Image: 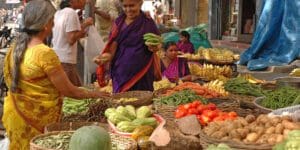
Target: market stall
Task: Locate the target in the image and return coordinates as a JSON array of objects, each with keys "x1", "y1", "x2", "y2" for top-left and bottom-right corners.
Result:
[{"x1": 25, "y1": 33, "x2": 300, "y2": 150}]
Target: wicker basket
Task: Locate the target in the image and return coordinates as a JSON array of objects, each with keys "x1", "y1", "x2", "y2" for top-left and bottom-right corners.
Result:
[
  {"x1": 207, "y1": 97, "x2": 240, "y2": 112},
  {"x1": 30, "y1": 131, "x2": 137, "y2": 150},
  {"x1": 44, "y1": 122, "x2": 109, "y2": 133},
  {"x1": 199, "y1": 130, "x2": 273, "y2": 150},
  {"x1": 153, "y1": 102, "x2": 176, "y2": 121},
  {"x1": 112, "y1": 91, "x2": 154, "y2": 107}
]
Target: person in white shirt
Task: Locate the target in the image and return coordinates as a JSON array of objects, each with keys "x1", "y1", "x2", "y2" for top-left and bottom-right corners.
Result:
[
  {"x1": 52, "y1": 0, "x2": 93, "y2": 86},
  {"x1": 94, "y1": 0, "x2": 122, "y2": 42}
]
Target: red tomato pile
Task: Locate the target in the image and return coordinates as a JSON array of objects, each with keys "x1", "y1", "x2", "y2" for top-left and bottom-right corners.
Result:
[{"x1": 174, "y1": 101, "x2": 238, "y2": 126}]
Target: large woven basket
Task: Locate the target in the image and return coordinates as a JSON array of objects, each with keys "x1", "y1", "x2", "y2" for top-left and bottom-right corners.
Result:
[
  {"x1": 199, "y1": 130, "x2": 273, "y2": 150},
  {"x1": 44, "y1": 122, "x2": 109, "y2": 133},
  {"x1": 112, "y1": 91, "x2": 154, "y2": 107},
  {"x1": 30, "y1": 131, "x2": 137, "y2": 150},
  {"x1": 153, "y1": 102, "x2": 176, "y2": 121}
]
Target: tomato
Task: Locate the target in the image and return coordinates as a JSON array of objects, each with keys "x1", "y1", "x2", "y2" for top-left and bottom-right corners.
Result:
[
  {"x1": 188, "y1": 108, "x2": 198, "y2": 115},
  {"x1": 202, "y1": 110, "x2": 218, "y2": 119},
  {"x1": 196, "y1": 105, "x2": 206, "y2": 114},
  {"x1": 174, "y1": 108, "x2": 187, "y2": 118},
  {"x1": 191, "y1": 101, "x2": 201, "y2": 108},
  {"x1": 200, "y1": 115, "x2": 211, "y2": 125},
  {"x1": 177, "y1": 105, "x2": 185, "y2": 110},
  {"x1": 206, "y1": 103, "x2": 217, "y2": 110},
  {"x1": 228, "y1": 111, "x2": 238, "y2": 117},
  {"x1": 183, "y1": 103, "x2": 192, "y2": 109}
]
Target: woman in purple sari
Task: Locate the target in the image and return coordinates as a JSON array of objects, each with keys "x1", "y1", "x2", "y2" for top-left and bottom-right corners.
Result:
[
  {"x1": 94, "y1": 0, "x2": 161, "y2": 93},
  {"x1": 161, "y1": 42, "x2": 191, "y2": 83}
]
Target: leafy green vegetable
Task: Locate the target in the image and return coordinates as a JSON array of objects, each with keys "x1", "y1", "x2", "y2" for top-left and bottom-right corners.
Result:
[
  {"x1": 224, "y1": 77, "x2": 264, "y2": 97},
  {"x1": 156, "y1": 90, "x2": 207, "y2": 106},
  {"x1": 261, "y1": 86, "x2": 300, "y2": 109}
]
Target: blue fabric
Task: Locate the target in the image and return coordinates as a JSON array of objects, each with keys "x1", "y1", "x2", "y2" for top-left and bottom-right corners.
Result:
[{"x1": 238, "y1": 0, "x2": 300, "y2": 71}]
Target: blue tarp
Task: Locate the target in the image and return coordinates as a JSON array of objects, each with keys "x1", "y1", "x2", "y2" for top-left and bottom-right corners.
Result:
[
  {"x1": 162, "y1": 24, "x2": 212, "y2": 52},
  {"x1": 238, "y1": 0, "x2": 300, "y2": 71}
]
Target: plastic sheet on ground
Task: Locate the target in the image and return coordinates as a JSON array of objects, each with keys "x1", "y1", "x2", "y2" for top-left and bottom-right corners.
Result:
[
  {"x1": 238, "y1": 0, "x2": 300, "y2": 71},
  {"x1": 162, "y1": 24, "x2": 212, "y2": 52}
]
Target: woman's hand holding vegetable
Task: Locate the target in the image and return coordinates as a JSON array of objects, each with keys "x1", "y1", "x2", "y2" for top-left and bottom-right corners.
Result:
[{"x1": 93, "y1": 53, "x2": 113, "y2": 65}]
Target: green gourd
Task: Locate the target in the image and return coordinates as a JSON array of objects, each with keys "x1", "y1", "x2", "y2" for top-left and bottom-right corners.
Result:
[{"x1": 69, "y1": 126, "x2": 111, "y2": 150}]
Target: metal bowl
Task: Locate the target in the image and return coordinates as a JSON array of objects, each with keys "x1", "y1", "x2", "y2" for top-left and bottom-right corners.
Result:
[
  {"x1": 275, "y1": 77, "x2": 300, "y2": 89},
  {"x1": 253, "y1": 97, "x2": 273, "y2": 113}
]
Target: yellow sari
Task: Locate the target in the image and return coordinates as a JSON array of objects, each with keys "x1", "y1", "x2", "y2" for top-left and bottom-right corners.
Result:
[{"x1": 2, "y1": 44, "x2": 62, "y2": 150}]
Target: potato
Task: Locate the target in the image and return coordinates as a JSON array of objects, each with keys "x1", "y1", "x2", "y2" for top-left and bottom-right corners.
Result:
[
  {"x1": 255, "y1": 126, "x2": 265, "y2": 136},
  {"x1": 245, "y1": 133, "x2": 259, "y2": 143},
  {"x1": 271, "y1": 117, "x2": 281, "y2": 126},
  {"x1": 256, "y1": 134, "x2": 270, "y2": 144},
  {"x1": 211, "y1": 131, "x2": 227, "y2": 139},
  {"x1": 267, "y1": 136, "x2": 277, "y2": 145},
  {"x1": 229, "y1": 129, "x2": 241, "y2": 139},
  {"x1": 221, "y1": 136, "x2": 230, "y2": 141},
  {"x1": 257, "y1": 115, "x2": 269, "y2": 124},
  {"x1": 275, "y1": 124, "x2": 284, "y2": 134},
  {"x1": 265, "y1": 122, "x2": 272, "y2": 128},
  {"x1": 282, "y1": 120, "x2": 300, "y2": 130},
  {"x1": 245, "y1": 115, "x2": 256, "y2": 123},
  {"x1": 281, "y1": 116, "x2": 292, "y2": 122},
  {"x1": 276, "y1": 134, "x2": 284, "y2": 143},
  {"x1": 265, "y1": 127, "x2": 276, "y2": 134},
  {"x1": 204, "y1": 126, "x2": 221, "y2": 136},
  {"x1": 236, "y1": 128, "x2": 249, "y2": 139}
]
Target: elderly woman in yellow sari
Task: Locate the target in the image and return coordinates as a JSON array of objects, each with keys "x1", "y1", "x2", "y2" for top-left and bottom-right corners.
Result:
[{"x1": 2, "y1": 0, "x2": 109, "y2": 149}]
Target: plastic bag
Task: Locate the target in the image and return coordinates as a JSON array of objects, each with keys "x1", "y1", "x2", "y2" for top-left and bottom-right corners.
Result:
[
  {"x1": 0, "y1": 136, "x2": 9, "y2": 150},
  {"x1": 84, "y1": 26, "x2": 105, "y2": 85}
]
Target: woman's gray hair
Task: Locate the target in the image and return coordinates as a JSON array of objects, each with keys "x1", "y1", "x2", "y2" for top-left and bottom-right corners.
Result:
[{"x1": 11, "y1": 0, "x2": 56, "y2": 92}]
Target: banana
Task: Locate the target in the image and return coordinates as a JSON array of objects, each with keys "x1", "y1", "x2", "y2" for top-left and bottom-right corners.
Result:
[
  {"x1": 290, "y1": 68, "x2": 300, "y2": 77},
  {"x1": 203, "y1": 79, "x2": 229, "y2": 96}
]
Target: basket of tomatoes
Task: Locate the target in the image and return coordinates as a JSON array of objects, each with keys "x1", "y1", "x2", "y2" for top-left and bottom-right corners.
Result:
[{"x1": 174, "y1": 101, "x2": 238, "y2": 126}]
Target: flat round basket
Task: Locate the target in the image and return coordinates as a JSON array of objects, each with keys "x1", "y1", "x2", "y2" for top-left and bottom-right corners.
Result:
[
  {"x1": 199, "y1": 130, "x2": 273, "y2": 150},
  {"x1": 253, "y1": 97, "x2": 273, "y2": 113},
  {"x1": 44, "y1": 122, "x2": 109, "y2": 133},
  {"x1": 30, "y1": 131, "x2": 137, "y2": 150},
  {"x1": 112, "y1": 91, "x2": 153, "y2": 107}
]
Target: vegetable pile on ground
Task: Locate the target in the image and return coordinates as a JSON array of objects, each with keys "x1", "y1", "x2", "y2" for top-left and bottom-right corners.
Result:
[
  {"x1": 174, "y1": 101, "x2": 237, "y2": 126},
  {"x1": 224, "y1": 77, "x2": 264, "y2": 97},
  {"x1": 261, "y1": 86, "x2": 300, "y2": 110},
  {"x1": 163, "y1": 82, "x2": 222, "y2": 99},
  {"x1": 273, "y1": 130, "x2": 300, "y2": 150},
  {"x1": 105, "y1": 105, "x2": 157, "y2": 137},
  {"x1": 63, "y1": 97, "x2": 97, "y2": 116},
  {"x1": 203, "y1": 114, "x2": 300, "y2": 145},
  {"x1": 157, "y1": 89, "x2": 207, "y2": 106}
]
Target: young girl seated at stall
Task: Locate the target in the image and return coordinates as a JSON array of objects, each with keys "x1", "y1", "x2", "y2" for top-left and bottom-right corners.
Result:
[{"x1": 177, "y1": 31, "x2": 194, "y2": 54}]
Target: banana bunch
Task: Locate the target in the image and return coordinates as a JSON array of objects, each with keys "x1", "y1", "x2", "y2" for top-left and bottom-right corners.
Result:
[
  {"x1": 289, "y1": 68, "x2": 300, "y2": 77},
  {"x1": 203, "y1": 80, "x2": 229, "y2": 97},
  {"x1": 178, "y1": 53, "x2": 202, "y2": 60},
  {"x1": 237, "y1": 74, "x2": 265, "y2": 84},
  {"x1": 98, "y1": 80, "x2": 113, "y2": 93},
  {"x1": 189, "y1": 63, "x2": 232, "y2": 81},
  {"x1": 153, "y1": 78, "x2": 176, "y2": 91},
  {"x1": 143, "y1": 33, "x2": 163, "y2": 46},
  {"x1": 199, "y1": 48, "x2": 239, "y2": 63}
]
